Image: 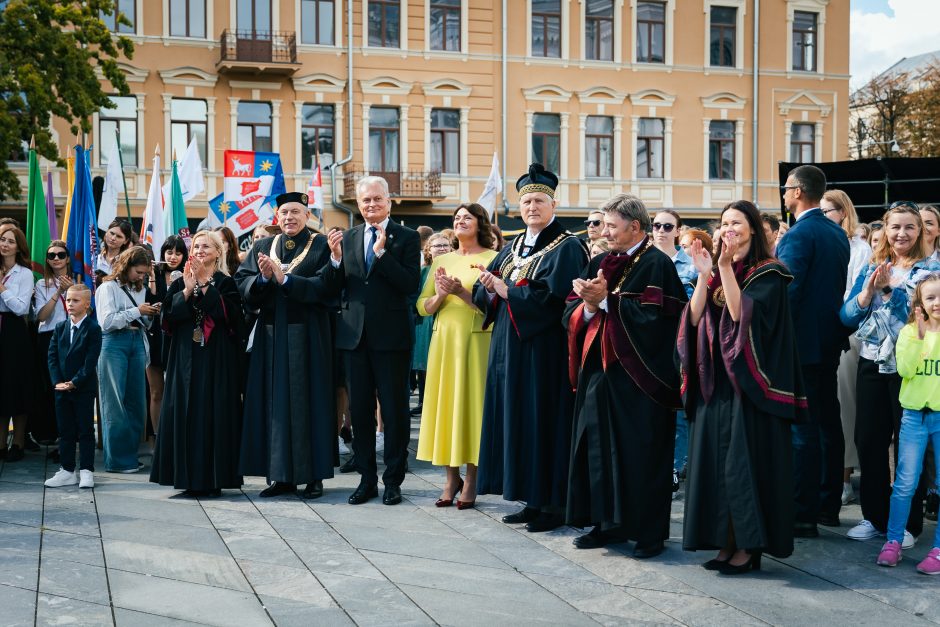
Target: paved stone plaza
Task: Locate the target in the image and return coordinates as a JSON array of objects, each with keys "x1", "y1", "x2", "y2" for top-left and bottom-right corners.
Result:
[{"x1": 1, "y1": 417, "x2": 938, "y2": 627}]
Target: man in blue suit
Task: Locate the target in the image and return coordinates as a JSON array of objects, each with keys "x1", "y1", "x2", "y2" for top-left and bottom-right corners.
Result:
[
  {"x1": 777, "y1": 165, "x2": 850, "y2": 537},
  {"x1": 44, "y1": 284, "x2": 102, "y2": 489}
]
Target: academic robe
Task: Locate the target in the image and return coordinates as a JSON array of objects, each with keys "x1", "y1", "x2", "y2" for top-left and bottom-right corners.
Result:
[
  {"x1": 473, "y1": 219, "x2": 589, "y2": 510},
  {"x1": 235, "y1": 227, "x2": 338, "y2": 486},
  {"x1": 677, "y1": 260, "x2": 808, "y2": 559},
  {"x1": 563, "y1": 240, "x2": 687, "y2": 543},
  {"x1": 150, "y1": 271, "x2": 244, "y2": 491}
]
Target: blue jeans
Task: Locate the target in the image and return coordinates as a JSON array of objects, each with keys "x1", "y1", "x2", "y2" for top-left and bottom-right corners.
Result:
[
  {"x1": 98, "y1": 330, "x2": 147, "y2": 471},
  {"x1": 674, "y1": 410, "x2": 688, "y2": 472},
  {"x1": 887, "y1": 409, "x2": 940, "y2": 548}
]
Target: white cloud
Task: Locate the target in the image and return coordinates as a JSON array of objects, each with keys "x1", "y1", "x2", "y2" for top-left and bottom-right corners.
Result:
[{"x1": 851, "y1": 0, "x2": 940, "y2": 90}]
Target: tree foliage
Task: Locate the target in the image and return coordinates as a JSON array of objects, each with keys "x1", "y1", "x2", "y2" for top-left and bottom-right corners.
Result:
[{"x1": 0, "y1": 0, "x2": 133, "y2": 200}]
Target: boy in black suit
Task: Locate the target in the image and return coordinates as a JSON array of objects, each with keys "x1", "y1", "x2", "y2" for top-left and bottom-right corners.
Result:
[{"x1": 44, "y1": 284, "x2": 102, "y2": 489}]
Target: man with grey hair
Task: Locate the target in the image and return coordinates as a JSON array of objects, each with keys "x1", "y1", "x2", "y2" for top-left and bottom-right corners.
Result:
[{"x1": 564, "y1": 193, "x2": 688, "y2": 558}]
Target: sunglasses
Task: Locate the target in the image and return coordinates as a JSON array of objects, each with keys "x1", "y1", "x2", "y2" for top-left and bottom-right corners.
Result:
[
  {"x1": 584, "y1": 220, "x2": 602, "y2": 227},
  {"x1": 652, "y1": 223, "x2": 676, "y2": 232},
  {"x1": 46, "y1": 251, "x2": 68, "y2": 260}
]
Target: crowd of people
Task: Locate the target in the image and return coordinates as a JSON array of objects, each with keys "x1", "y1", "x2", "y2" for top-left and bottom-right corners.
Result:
[{"x1": 1, "y1": 161, "x2": 939, "y2": 577}]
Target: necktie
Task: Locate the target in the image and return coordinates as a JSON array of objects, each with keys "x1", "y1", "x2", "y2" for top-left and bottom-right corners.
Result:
[
  {"x1": 365, "y1": 226, "x2": 377, "y2": 272},
  {"x1": 70, "y1": 325, "x2": 78, "y2": 344}
]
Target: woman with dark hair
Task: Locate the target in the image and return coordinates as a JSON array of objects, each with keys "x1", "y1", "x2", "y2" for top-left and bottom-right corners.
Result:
[
  {"x1": 490, "y1": 224, "x2": 506, "y2": 251},
  {"x1": 416, "y1": 203, "x2": 497, "y2": 509},
  {"x1": 144, "y1": 235, "x2": 188, "y2": 438},
  {"x1": 96, "y1": 219, "x2": 133, "y2": 281},
  {"x1": 96, "y1": 246, "x2": 161, "y2": 473},
  {"x1": 0, "y1": 224, "x2": 36, "y2": 461},
  {"x1": 679, "y1": 200, "x2": 807, "y2": 574},
  {"x1": 214, "y1": 226, "x2": 242, "y2": 272}
]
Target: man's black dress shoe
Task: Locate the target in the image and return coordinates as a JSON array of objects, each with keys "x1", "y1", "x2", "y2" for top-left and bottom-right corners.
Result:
[
  {"x1": 348, "y1": 483, "x2": 378, "y2": 505},
  {"x1": 525, "y1": 512, "x2": 564, "y2": 533},
  {"x1": 409, "y1": 405, "x2": 423, "y2": 416},
  {"x1": 259, "y1": 482, "x2": 296, "y2": 498},
  {"x1": 573, "y1": 526, "x2": 627, "y2": 549},
  {"x1": 817, "y1": 512, "x2": 840, "y2": 527},
  {"x1": 502, "y1": 507, "x2": 539, "y2": 524},
  {"x1": 301, "y1": 480, "x2": 324, "y2": 500},
  {"x1": 339, "y1": 456, "x2": 357, "y2": 474},
  {"x1": 633, "y1": 540, "x2": 665, "y2": 559},
  {"x1": 383, "y1": 485, "x2": 402, "y2": 505},
  {"x1": 793, "y1": 522, "x2": 820, "y2": 537}
]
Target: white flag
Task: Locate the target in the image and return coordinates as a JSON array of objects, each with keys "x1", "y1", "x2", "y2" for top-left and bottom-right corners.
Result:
[
  {"x1": 477, "y1": 152, "x2": 502, "y2": 220},
  {"x1": 141, "y1": 153, "x2": 166, "y2": 255},
  {"x1": 162, "y1": 136, "x2": 205, "y2": 202},
  {"x1": 98, "y1": 138, "x2": 123, "y2": 230}
]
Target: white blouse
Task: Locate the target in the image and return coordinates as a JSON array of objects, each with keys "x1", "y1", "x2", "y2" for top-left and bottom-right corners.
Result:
[
  {"x1": 846, "y1": 236, "x2": 873, "y2": 300},
  {"x1": 0, "y1": 264, "x2": 34, "y2": 316},
  {"x1": 95, "y1": 280, "x2": 152, "y2": 333},
  {"x1": 33, "y1": 279, "x2": 69, "y2": 333}
]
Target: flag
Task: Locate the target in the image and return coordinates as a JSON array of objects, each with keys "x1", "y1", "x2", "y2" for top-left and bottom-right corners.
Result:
[
  {"x1": 66, "y1": 146, "x2": 99, "y2": 290},
  {"x1": 26, "y1": 145, "x2": 51, "y2": 279},
  {"x1": 45, "y1": 171, "x2": 58, "y2": 239},
  {"x1": 307, "y1": 162, "x2": 324, "y2": 219},
  {"x1": 60, "y1": 154, "x2": 75, "y2": 240},
  {"x1": 141, "y1": 152, "x2": 166, "y2": 253},
  {"x1": 222, "y1": 150, "x2": 285, "y2": 237},
  {"x1": 477, "y1": 152, "x2": 502, "y2": 220},
  {"x1": 163, "y1": 158, "x2": 189, "y2": 244},
  {"x1": 162, "y1": 136, "x2": 204, "y2": 203},
  {"x1": 98, "y1": 137, "x2": 123, "y2": 231}
]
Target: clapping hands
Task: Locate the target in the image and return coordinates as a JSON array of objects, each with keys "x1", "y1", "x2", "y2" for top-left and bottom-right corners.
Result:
[
  {"x1": 689, "y1": 239, "x2": 713, "y2": 276},
  {"x1": 474, "y1": 264, "x2": 509, "y2": 299},
  {"x1": 572, "y1": 269, "x2": 608, "y2": 311},
  {"x1": 434, "y1": 266, "x2": 464, "y2": 297}
]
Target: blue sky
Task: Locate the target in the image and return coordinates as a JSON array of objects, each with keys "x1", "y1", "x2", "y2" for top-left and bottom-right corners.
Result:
[
  {"x1": 852, "y1": 0, "x2": 894, "y2": 17},
  {"x1": 850, "y1": 0, "x2": 939, "y2": 89}
]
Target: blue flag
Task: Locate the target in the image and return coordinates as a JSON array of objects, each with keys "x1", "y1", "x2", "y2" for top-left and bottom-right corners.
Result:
[{"x1": 66, "y1": 145, "x2": 100, "y2": 291}]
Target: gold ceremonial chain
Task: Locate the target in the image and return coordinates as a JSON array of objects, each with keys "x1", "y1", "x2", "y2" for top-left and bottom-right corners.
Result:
[
  {"x1": 500, "y1": 232, "x2": 570, "y2": 282},
  {"x1": 611, "y1": 239, "x2": 653, "y2": 294},
  {"x1": 269, "y1": 233, "x2": 316, "y2": 274}
]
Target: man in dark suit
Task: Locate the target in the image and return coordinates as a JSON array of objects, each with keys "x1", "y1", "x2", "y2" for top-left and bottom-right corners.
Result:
[
  {"x1": 325, "y1": 176, "x2": 421, "y2": 506},
  {"x1": 777, "y1": 164, "x2": 850, "y2": 537},
  {"x1": 45, "y1": 284, "x2": 102, "y2": 489}
]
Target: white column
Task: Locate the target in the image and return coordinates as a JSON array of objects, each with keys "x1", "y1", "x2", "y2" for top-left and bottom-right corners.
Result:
[
  {"x1": 702, "y1": 118, "x2": 711, "y2": 182},
  {"x1": 400, "y1": 104, "x2": 410, "y2": 171},
  {"x1": 561, "y1": 0, "x2": 570, "y2": 61},
  {"x1": 161, "y1": 0, "x2": 169, "y2": 38},
  {"x1": 334, "y1": 101, "x2": 344, "y2": 165},
  {"x1": 135, "y1": 93, "x2": 146, "y2": 169},
  {"x1": 614, "y1": 0, "x2": 624, "y2": 64},
  {"x1": 613, "y1": 115, "x2": 623, "y2": 181},
  {"x1": 423, "y1": 105, "x2": 433, "y2": 170},
  {"x1": 663, "y1": 117, "x2": 673, "y2": 180},
  {"x1": 229, "y1": 97, "x2": 240, "y2": 150},
  {"x1": 362, "y1": 103, "x2": 371, "y2": 173},
  {"x1": 578, "y1": 114, "x2": 587, "y2": 179},
  {"x1": 423, "y1": 0, "x2": 430, "y2": 51},
  {"x1": 294, "y1": 101, "x2": 305, "y2": 171},
  {"x1": 814, "y1": 121, "x2": 824, "y2": 163},
  {"x1": 784, "y1": 120, "x2": 793, "y2": 163},
  {"x1": 334, "y1": 0, "x2": 343, "y2": 48},
  {"x1": 459, "y1": 106, "x2": 470, "y2": 198},
  {"x1": 401, "y1": 0, "x2": 409, "y2": 51},
  {"x1": 630, "y1": 115, "x2": 639, "y2": 180},
  {"x1": 162, "y1": 94, "x2": 173, "y2": 163},
  {"x1": 578, "y1": 1, "x2": 586, "y2": 61},
  {"x1": 525, "y1": 111, "x2": 534, "y2": 165},
  {"x1": 205, "y1": 97, "x2": 216, "y2": 172},
  {"x1": 734, "y1": 119, "x2": 744, "y2": 182},
  {"x1": 271, "y1": 99, "x2": 282, "y2": 153},
  {"x1": 525, "y1": 1, "x2": 532, "y2": 57},
  {"x1": 559, "y1": 112, "x2": 570, "y2": 180}
]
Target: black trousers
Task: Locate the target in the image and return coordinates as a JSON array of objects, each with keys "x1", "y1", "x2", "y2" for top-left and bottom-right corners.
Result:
[
  {"x1": 55, "y1": 391, "x2": 96, "y2": 472},
  {"x1": 344, "y1": 343, "x2": 411, "y2": 488},
  {"x1": 855, "y1": 357, "x2": 924, "y2": 536}
]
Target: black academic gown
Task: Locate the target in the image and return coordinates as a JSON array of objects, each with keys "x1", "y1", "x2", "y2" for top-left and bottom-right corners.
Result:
[
  {"x1": 473, "y1": 219, "x2": 588, "y2": 510},
  {"x1": 150, "y1": 271, "x2": 244, "y2": 491},
  {"x1": 677, "y1": 261, "x2": 807, "y2": 559},
  {"x1": 235, "y1": 228, "x2": 338, "y2": 486},
  {"x1": 563, "y1": 242, "x2": 687, "y2": 543}
]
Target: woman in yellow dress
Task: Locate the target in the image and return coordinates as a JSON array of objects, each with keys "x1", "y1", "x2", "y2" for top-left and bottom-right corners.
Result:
[{"x1": 416, "y1": 203, "x2": 498, "y2": 509}]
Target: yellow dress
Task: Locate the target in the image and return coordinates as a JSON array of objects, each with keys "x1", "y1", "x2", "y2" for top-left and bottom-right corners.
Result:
[{"x1": 415, "y1": 249, "x2": 498, "y2": 466}]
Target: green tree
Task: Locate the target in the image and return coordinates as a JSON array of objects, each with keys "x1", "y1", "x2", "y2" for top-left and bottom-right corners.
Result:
[{"x1": 0, "y1": 0, "x2": 133, "y2": 200}]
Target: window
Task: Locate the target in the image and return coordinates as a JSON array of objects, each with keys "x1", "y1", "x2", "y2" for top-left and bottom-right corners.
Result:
[
  {"x1": 636, "y1": 1, "x2": 665, "y2": 63},
  {"x1": 101, "y1": 0, "x2": 135, "y2": 34},
  {"x1": 237, "y1": 0, "x2": 271, "y2": 32},
  {"x1": 430, "y1": 109, "x2": 459, "y2": 174},
  {"x1": 585, "y1": 0, "x2": 613, "y2": 61},
  {"x1": 100, "y1": 96, "x2": 138, "y2": 167},
  {"x1": 531, "y1": 113, "x2": 560, "y2": 174},
  {"x1": 585, "y1": 116, "x2": 613, "y2": 178},
  {"x1": 792, "y1": 11, "x2": 817, "y2": 72},
  {"x1": 637, "y1": 118, "x2": 664, "y2": 179},
  {"x1": 170, "y1": 99, "x2": 207, "y2": 165},
  {"x1": 368, "y1": 0, "x2": 400, "y2": 48},
  {"x1": 709, "y1": 6, "x2": 736, "y2": 67},
  {"x1": 708, "y1": 121, "x2": 735, "y2": 180},
  {"x1": 301, "y1": 0, "x2": 334, "y2": 45},
  {"x1": 301, "y1": 104, "x2": 334, "y2": 169},
  {"x1": 236, "y1": 102, "x2": 272, "y2": 153},
  {"x1": 790, "y1": 123, "x2": 815, "y2": 163},
  {"x1": 169, "y1": 0, "x2": 205, "y2": 38},
  {"x1": 532, "y1": 0, "x2": 561, "y2": 58},
  {"x1": 369, "y1": 107, "x2": 400, "y2": 173},
  {"x1": 430, "y1": 0, "x2": 460, "y2": 52}
]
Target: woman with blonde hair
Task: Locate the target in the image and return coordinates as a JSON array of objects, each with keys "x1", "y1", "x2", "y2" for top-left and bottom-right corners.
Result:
[
  {"x1": 921, "y1": 205, "x2": 940, "y2": 261},
  {"x1": 150, "y1": 230, "x2": 244, "y2": 496}
]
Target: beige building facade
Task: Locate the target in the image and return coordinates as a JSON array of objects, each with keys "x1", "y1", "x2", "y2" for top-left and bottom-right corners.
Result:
[{"x1": 10, "y1": 0, "x2": 850, "y2": 228}]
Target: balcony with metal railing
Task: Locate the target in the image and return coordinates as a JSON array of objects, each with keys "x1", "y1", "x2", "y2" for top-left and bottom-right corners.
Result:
[
  {"x1": 217, "y1": 30, "x2": 301, "y2": 75},
  {"x1": 342, "y1": 170, "x2": 445, "y2": 202}
]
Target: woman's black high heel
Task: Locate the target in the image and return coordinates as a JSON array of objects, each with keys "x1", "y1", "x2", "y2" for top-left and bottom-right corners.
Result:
[
  {"x1": 702, "y1": 556, "x2": 731, "y2": 571},
  {"x1": 718, "y1": 551, "x2": 762, "y2": 575}
]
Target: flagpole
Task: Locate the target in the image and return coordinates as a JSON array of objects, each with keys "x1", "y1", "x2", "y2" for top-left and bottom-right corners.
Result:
[{"x1": 114, "y1": 129, "x2": 133, "y2": 222}]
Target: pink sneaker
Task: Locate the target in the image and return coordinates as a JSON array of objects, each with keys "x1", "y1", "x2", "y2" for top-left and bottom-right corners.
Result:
[
  {"x1": 917, "y1": 548, "x2": 940, "y2": 575},
  {"x1": 876, "y1": 540, "x2": 902, "y2": 567}
]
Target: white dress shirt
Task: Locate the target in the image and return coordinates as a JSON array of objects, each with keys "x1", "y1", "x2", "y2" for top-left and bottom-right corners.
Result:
[
  {"x1": 34, "y1": 279, "x2": 69, "y2": 333},
  {"x1": 331, "y1": 217, "x2": 391, "y2": 268},
  {"x1": 0, "y1": 264, "x2": 34, "y2": 316},
  {"x1": 70, "y1": 314, "x2": 88, "y2": 343}
]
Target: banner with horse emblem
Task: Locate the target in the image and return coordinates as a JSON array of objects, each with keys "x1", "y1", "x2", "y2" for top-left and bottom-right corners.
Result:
[{"x1": 222, "y1": 150, "x2": 286, "y2": 236}]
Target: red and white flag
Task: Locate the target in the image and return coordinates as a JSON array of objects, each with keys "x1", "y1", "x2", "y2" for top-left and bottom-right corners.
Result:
[
  {"x1": 307, "y1": 163, "x2": 324, "y2": 217},
  {"x1": 222, "y1": 150, "x2": 284, "y2": 236}
]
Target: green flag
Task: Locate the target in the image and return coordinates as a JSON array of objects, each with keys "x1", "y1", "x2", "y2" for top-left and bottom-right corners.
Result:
[
  {"x1": 26, "y1": 146, "x2": 51, "y2": 279},
  {"x1": 163, "y1": 158, "x2": 188, "y2": 240}
]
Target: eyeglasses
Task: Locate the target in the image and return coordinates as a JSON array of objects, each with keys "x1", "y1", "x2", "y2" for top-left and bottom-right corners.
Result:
[
  {"x1": 652, "y1": 223, "x2": 676, "y2": 232},
  {"x1": 820, "y1": 208, "x2": 840, "y2": 216},
  {"x1": 430, "y1": 244, "x2": 451, "y2": 250},
  {"x1": 781, "y1": 185, "x2": 801, "y2": 192},
  {"x1": 584, "y1": 220, "x2": 602, "y2": 227},
  {"x1": 46, "y1": 251, "x2": 68, "y2": 260}
]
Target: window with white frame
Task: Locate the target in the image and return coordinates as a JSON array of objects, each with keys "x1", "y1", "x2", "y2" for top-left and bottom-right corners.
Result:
[
  {"x1": 709, "y1": 6, "x2": 736, "y2": 68},
  {"x1": 792, "y1": 11, "x2": 817, "y2": 72},
  {"x1": 169, "y1": 0, "x2": 205, "y2": 38},
  {"x1": 301, "y1": 104, "x2": 334, "y2": 169},
  {"x1": 301, "y1": 0, "x2": 335, "y2": 45},
  {"x1": 585, "y1": 116, "x2": 613, "y2": 178},
  {"x1": 532, "y1": 113, "x2": 561, "y2": 174},
  {"x1": 237, "y1": 101, "x2": 272, "y2": 153},
  {"x1": 532, "y1": 0, "x2": 562, "y2": 58},
  {"x1": 636, "y1": 1, "x2": 666, "y2": 63},
  {"x1": 637, "y1": 118, "x2": 664, "y2": 179},
  {"x1": 708, "y1": 121, "x2": 734, "y2": 180},
  {"x1": 430, "y1": 108, "x2": 460, "y2": 173},
  {"x1": 585, "y1": 0, "x2": 613, "y2": 62},
  {"x1": 100, "y1": 96, "x2": 138, "y2": 167},
  {"x1": 368, "y1": 0, "x2": 400, "y2": 48},
  {"x1": 790, "y1": 123, "x2": 815, "y2": 163},
  {"x1": 170, "y1": 98, "x2": 207, "y2": 164},
  {"x1": 430, "y1": 0, "x2": 461, "y2": 52},
  {"x1": 101, "y1": 0, "x2": 135, "y2": 33}
]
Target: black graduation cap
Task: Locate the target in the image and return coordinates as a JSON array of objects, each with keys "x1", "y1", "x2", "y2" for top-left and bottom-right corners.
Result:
[
  {"x1": 515, "y1": 163, "x2": 558, "y2": 199},
  {"x1": 275, "y1": 192, "x2": 309, "y2": 208}
]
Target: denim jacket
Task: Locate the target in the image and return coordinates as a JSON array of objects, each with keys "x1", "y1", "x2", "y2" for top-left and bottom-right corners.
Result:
[
  {"x1": 672, "y1": 247, "x2": 697, "y2": 299},
  {"x1": 840, "y1": 257, "x2": 940, "y2": 373}
]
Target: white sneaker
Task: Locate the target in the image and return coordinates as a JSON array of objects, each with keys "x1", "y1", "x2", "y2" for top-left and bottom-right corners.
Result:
[
  {"x1": 375, "y1": 431, "x2": 385, "y2": 453},
  {"x1": 841, "y1": 482, "x2": 856, "y2": 505},
  {"x1": 902, "y1": 530, "x2": 917, "y2": 549},
  {"x1": 79, "y1": 470, "x2": 94, "y2": 489},
  {"x1": 338, "y1": 437, "x2": 350, "y2": 455},
  {"x1": 44, "y1": 468, "x2": 78, "y2": 488},
  {"x1": 847, "y1": 519, "x2": 884, "y2": 540}
]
